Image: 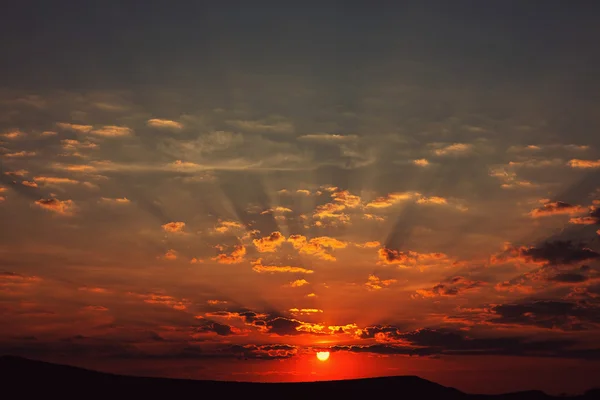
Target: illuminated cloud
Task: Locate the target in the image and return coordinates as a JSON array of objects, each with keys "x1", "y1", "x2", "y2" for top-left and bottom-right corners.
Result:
[
  {"x1": 226, "y1": 117, "x2": 294, "y2": 134},
  {"x1": 288, "y1": 279, "x2": 309, "y2": 287},
  {"x1": 130, "y1": 292, "x2": 190, "y2": 310},
  {"x1": 163, "y1": 249, "x2": 178, "y2": 260},
  {"x1": 1, "y1": 130, "x2": 26, "y2": 139},
  {"x1": 431, "y1": 143, "x2": 473, "y2": 156},
  {"x1": 4, "y1": 151, "x2": 36, "y2": 157},
  {"x1": 214, "y1": 220, "x2": 244, "y2": 234},
  {"x1": 414, "y1": 276, "x2": 483, "y2": 298},
  {"x1": 33, "y1": 176, "x2": 79, "y2": 185},
  {"x1": 297, "y1": 133, "x2": 358, "y2": 142},
  {"x1": 492, "y1": 241, "x2": 600, "y2": 266},
  {"x1": 365, "y1": 274, "x2": 397, "y2": 290},
  {"x1": 413, "y1": 158, "x2": 429, "y2": 166},
  {"x1": 22, "y1": 181, "x2": 38, "y2": 188},
  {"x1": 365, "y1": 191, "x2": 419, "y2": 208},
  {"x1": 529, "y1": 201, "x2": 585, "y2": 218},
  {"x1": 147, "y1": 118, "x2": 183, "y2": 130},
  {"x1": 33, "y1": 198, "x2": 75, "y2": 215},
  {"x1": 212, "y1": 245, "x2": 246, "y2": 264},
  {"x1": 378, "y1": 247, "x2": 447, "y2": 267},
  {"x1": 90, "y1": 125, "x2": 133, "y2": 137},
  {"x1": 567, "y1": 159, "x2": 600, "y2": 168},
  {"x1": 253, "y1": 231, "x2": 286, "y2": 252},
  {"x1": 56, "y1": 122, "x2": 93, "y2": 133},
  {"x1": 161, "y1": 221, "x2": 186, "y2": 233},
  {"x1": 99, "y1": 197, "x2": 130, "y2": 205},
  {"x1": 251, "y1": 259, "x2": 313, "y2": 274},
  {"x1": 287, "y1": 235, "x2": 347, "y2": 261}
]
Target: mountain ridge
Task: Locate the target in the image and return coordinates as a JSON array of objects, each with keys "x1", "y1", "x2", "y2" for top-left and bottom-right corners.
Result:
[{"x1": 1, "y1": 355, "x2": 597, "y2": 399}]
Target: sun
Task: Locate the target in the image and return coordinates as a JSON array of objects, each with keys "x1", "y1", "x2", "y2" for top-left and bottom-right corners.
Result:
[{"x1": 316, "y1": 351, "x2": 330, "y2": 362}]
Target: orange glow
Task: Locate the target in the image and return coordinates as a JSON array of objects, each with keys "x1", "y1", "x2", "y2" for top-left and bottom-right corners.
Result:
[{"x1": 316, "y1": 351, "x2": 330, "y2": 362}]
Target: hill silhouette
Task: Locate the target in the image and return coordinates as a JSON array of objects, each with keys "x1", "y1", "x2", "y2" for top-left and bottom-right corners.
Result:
[{"x1": 1, "y1": 355, "x2": 597, "y2": 399}]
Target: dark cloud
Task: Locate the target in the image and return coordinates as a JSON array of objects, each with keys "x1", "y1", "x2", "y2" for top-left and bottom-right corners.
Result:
[
  {"x1": 265, "y1": 317, "x2": 303, "y2": 336},
  {"x1": 522, "y1": 241, "x2": 600, "y2": 265},
  {"x1": 548, "y1": 273, "x2": 589, "y2": 283},
  {"x1": 196, "y1": 322, "x2": 237, "y2": 336},
  {"x1": 491, "y1": 300, "x2": 600, "y2": 331}
]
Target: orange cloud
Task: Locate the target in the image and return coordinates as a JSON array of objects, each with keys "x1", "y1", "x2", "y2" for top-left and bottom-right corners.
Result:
[
  {"x1": 213, "y1": 245, "x2": 246, "y2": 264},
  {"x1": 1, "y1": 130, "x2": 26, "y2": 139},
  {"x1": 289, "y1": 279, "x2": 309, "y2": 287},
  {"x1": 56, "y1": 122, "x2": 93, "y2": 133},
  {"x1": 33, "y1": 176, "x2": 79, "y2": 185},
  {"x1": 91, "y1": 125, "x2": 133, "y2": 137},
  {"x1": 260, "y1": 206, "x2": 293, "y2": 214},
  {"x1": 414, "y1": 276, "x2": 483, "y2": 298},
  {"x1": 365, "y1": 274, "x2": 397, "y2": 290},
  {"x1": 378, "y1": 247, "x2": 447, "y2": 267},
  {"x1": 4, "y1": 169, "x2": 28, "y2": 177},
  {"x1": 288, "y1": 235, "x2": 347, "y2": 261},
  {"x1": 83, "y1": 305, "x2": 108, "y2": 312},
  {"x1": 147, "y1": 118, "x2": 183, "y2": 130},
  {"x1": 99, "y1": 197, "x2": 130, "y2": 204},
  {"x1": 22, "y1": 181, "x2": 38, "y2": 188},
  {"x1": 34, "y1": 198, "x2": 75, "y2": 215},
  {"x1": 207, "y1": 300, "x2": 228, "y2": 305},
  {"x1": 355, "y1": 241, "x2": 381, "y2": 248},
  {"x1": 252, "y1": 258, "x2": 313, "y2": 274},
  {"x1": 413, "y1": 158, "x2": 429, "y2": 166},
  {"x1": 529, "y1": 201, "x2": 585, "y2": 218},
  {"x1": 567, "y1": 159, "x2": 600, "y2": 168},
  {"x1": 432, "y1": 143, "x2": 473, "y2": 156},
  {"x1": 190, "y1": 257, "x2": 203, "y2": 264},
  {"x1": 163, "y1": 249, "x2": 178, "y2": 260},
  {"x1": 289, "y1": 308, "x2": 323, "y2": 315},
  {"x1": 569, "y1": 216, "x2": 598, "y2": 225},
  {"x1": 0, "y1": 272, "x2": 41, "y2": 292},
  {"x1": 253, "y1": 231, "x2": 286, "y2": 252},
  {"x1": 131, "y1": 292, "x2": 190, "y2": 310},
  {"x1": 5, "y1": 151, "x2": 36, "y2": 157},
  {"x1": 162, "y1": 221, "x2": 186, "y2": 233},
  {"x1": 366, "y1": 192, "x2": 418, "y2": 208},
  {"x1": 214, "y1": 220, "x2": 244, "y2": 233},
  {"x1": 78, "y1": 287, "x2": 110, "y2": 294},
  {"x1": 416, "y1": 196, "x2": 448, "y2": 205}
]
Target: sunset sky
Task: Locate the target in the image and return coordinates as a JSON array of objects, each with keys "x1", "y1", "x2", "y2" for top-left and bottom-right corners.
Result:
[{"x1": 1, "y1": 1, "x2": 600, "y2": 396}]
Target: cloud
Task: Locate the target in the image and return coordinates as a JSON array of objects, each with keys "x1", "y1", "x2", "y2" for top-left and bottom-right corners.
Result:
[
  {"x1": 288, "y1": 279, "x2": 309, "y2": 287},
  {"x1": 365, "y1": 274, "x2": 397, "y2": 290},
  {"x1": 4, "y1": 151, "x2": 36, "y2": 158},
  {"x1": 297, "y1": 133, "x2": 358, "y2": 142},
  {"x1": 99, "y1": 197, "x2": 130, "y2": 205},
  {"x1": 129, "y1": 292, "x2": 190, "y2": 310},
  {"x1": 490, "y1": 300, "x2": 600, "y2": 331},
  {"x1": 253, "y1": 231, "x2": 286, "y2": 252},
  {"x1": 33, "y1": 176, "x2": 79, "y2": 185},
  {"x1": 196, "y1": 322, "x2": 241, "y2": 336},
  {"x1": 226, "y1": 117, "x2": 294, "y2": 134},
  {"x1": 413, "y1": 158, "x2": 429, "y2": 166},
  {"x1": 56, "y1": 122, "x2": 93, "y2": 133},
  {"x1": 430, "y1": 143, "x2": 473, "y2": 156},
  {"x1": 493, "y1": 241, "x2": 600, "y2": 266},
  {"x1": 147, "y1": 118, "x2": 183, "y2": 130},
  {"x1": 1, "y1": 131, "x2": 26, "y2": 140},
  {"x1": 414, "y1": 276, "x2": 484, "y2": 298},
  {"x1": 163, "y1": 249, "x2": 178, "y2": 260},
  {"x1": 567, "y1": 159, "x2": 600, "y2": 168},
  {"x1": 161, "y1": 221, "x2": 186, "y2": 233},
  {"x1": 90, "y1": 125, "x2": 133, "y2": 137},
  {"x1": 378, "y1": 247, "x2": 447, "y2": 267},
  {"x1": 212, "y1": 245, "x2": 246, "y2": 264},
  {"x1": 251, "y1": 259, "x2": 313, "y2": 274},
  {"x1": 287, "y1": 235, "x2": 347, "y2": 261},
  {"x1": 366, "y1": 192, "x2": 419, "y2": 208},
  {"x1": 33, "y1": 198, "x2": 75, "y2": 215},
  {"x1": 214, "y1": 220, "x2": 244, "y2": 234},
  {"x1": 529, "y1": 201, "x2": 585, "y2": 218}
]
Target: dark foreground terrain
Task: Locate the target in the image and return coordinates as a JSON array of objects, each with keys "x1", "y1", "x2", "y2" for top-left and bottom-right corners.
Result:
[{"x1": 1, "y1": 355, "x2": 598, "y2": 399}]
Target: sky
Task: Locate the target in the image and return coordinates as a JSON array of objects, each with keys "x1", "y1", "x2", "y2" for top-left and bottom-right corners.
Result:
[{"x1": 1, "y1": 1, "x2": 600, "y2": 395}]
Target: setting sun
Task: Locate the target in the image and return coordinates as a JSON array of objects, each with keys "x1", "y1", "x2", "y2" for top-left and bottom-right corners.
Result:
[{"x1": 316, "y1": 352, "x2": 330, "y2": 362}]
